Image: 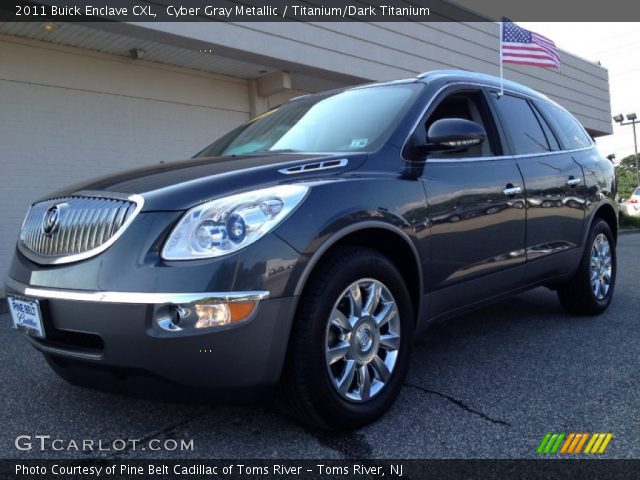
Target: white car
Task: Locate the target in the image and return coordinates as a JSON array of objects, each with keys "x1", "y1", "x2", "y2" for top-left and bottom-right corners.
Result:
[{"x1": 620, "y1": 187, "x2": 640, "y2": 217}]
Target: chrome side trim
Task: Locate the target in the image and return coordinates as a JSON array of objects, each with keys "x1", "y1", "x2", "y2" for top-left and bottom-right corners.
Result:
[
  {"x1": 279, "y1": 158, "x2": 348, "y2": 175},
  {"x1": 17, "y1": 191, "x2": 145, "y2": 266},
  {"x1": 525, "y1": 241, "x2": 575, "y2": 259},
  {"x1": 5, "y1": 278, "x2": 269, "y2": 305},
  {"x1": 401, "y1": 81, "x2": 595, "y2": 163}
]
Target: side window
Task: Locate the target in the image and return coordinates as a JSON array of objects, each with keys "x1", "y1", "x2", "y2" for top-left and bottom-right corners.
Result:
[
  {"x1": 425, "y1": 91, "x2": 497, "y2": 158},
  {"x1": 492, "y1": 94, "x2": 551, "y2": 155},
  {"x1": 536, "y1": 101, "x2": 593, "y2": 150},
  {"x1": 532, "y1": 106, "x2": 560, "y2": 151}
]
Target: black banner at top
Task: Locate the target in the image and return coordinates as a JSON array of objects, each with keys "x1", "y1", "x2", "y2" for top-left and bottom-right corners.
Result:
[
  {"x1": 5, "y1": 0, "x2": 479, "y2": 22},
  {"x1": 3, "y1": 0, "x2": 640, "y2": 22}
]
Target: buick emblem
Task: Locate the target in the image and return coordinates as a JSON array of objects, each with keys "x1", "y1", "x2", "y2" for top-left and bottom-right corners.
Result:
[{"x1": 42, "y1": 205, "x2": 60, "y2": 235}]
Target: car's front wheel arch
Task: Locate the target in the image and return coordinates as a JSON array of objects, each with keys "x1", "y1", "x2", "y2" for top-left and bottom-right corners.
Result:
[{"x1": 290, "y1": 222, "x2": 424, "y2": 327}]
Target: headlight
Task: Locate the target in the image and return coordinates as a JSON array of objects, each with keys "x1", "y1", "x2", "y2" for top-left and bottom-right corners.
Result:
[{"x1": 162, "y1": 185, "x2": 308, "y2": 260}]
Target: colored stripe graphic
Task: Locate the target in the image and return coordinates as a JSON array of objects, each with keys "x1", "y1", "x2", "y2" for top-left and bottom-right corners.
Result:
[
  {"x1": 573, "y1": 433, "x2": 589, "y2": 454},
  {"x1": 544, "y1": 434, "x2": 559, "y2": 453},
  {"x1": 537, "y1": 433, "x2": 565, "y2": 454},
  {"x1": 597, "y1": 433, "x2": 614, "y2": 453},
  {"x1": 538, "y1": 433, "x2": 613, "y2": 454},
  {"x1": 537, "y1": 434, "x2": 552, "y2": 454},
  {"x1": 584, "y1": 434, "x2": 599, "y2": 453},
  {"x1": 585, "y1": 433, "x2": 614, "y2": 454},
  {"x1": 560, "y1": 433, "x2": 575, "y2": 453},
  {"x1": 550, "y1": 434, "x2": 565, "y2": 453}
]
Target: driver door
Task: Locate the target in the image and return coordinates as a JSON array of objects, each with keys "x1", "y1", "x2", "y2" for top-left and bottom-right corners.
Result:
[{"x1": 418, "y1": 87, "x2": 527, "y2": 317}]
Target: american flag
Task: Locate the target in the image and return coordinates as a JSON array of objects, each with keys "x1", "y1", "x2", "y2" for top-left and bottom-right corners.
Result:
[{"x1": 501, "y1": 20, "x2": 560, "y2": 69}]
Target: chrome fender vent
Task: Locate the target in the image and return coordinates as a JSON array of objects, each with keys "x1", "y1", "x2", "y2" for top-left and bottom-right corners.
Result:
[
  {"x1": 279, "y1": 158, "x2": 348, "y2": 175},
  {"x1": 18, "y1": 191, "x2": 144, "y2": 265}
]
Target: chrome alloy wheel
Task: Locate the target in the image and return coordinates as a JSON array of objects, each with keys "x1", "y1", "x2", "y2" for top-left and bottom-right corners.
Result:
[
  {"x1": 324, "y1": 278, "x2": 401, "y2": 402},
  {"x1": 590, "y1": 233, "x2": 613, "y2": 300}
]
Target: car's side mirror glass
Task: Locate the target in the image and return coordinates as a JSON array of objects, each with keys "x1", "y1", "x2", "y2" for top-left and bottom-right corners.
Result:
[{"x1": 411, "y1": 118, "x2": 487, "y2": 159}]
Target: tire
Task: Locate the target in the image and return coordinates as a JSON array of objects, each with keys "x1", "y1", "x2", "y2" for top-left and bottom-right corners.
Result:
[
  {"x1": 279, "y1": 247, "x2": 414, "y2": 430},
  {"x1": 557, "y1": 219, "x2": 616, "y2": 315}
]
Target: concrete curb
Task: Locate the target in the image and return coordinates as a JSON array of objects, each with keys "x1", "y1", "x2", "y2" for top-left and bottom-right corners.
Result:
[{"x1": 620, "y1": 228, "x2": 640, "y2": 235}]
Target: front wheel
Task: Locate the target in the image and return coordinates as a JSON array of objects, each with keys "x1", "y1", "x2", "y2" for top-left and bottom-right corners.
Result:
[
  {"x1": 557, "y1": 219, "x2": 616, "y2": 315},
  {"x1": 279, "y1": 247, "x2": 414, "y2": 430}
]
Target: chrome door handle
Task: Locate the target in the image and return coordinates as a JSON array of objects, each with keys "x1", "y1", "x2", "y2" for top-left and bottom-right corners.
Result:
[
  {"x1": 503, "y1": 186, "x2": 522, "y2": 196},
  {"x1": 566, "y1": 177, "x2": 582, "y2": 186}
]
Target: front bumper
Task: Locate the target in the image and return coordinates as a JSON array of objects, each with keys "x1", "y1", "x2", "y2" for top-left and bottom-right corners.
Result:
[{"x1": 5, "y1": 277, "x2": 296, "y2": 390}]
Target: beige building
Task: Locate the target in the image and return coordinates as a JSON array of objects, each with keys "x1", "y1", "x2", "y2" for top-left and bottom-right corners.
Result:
[{"x1": 0, "y1": 21, "x2": 611, "y2": 289}]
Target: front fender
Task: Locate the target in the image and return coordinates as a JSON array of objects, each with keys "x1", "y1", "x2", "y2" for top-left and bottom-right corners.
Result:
[
  {"x1": 284, "y1": 219, "x2": 423, "y2": 298},
  {"x1": 273, "y1": 177, "x2": 429, "y2": 297}
]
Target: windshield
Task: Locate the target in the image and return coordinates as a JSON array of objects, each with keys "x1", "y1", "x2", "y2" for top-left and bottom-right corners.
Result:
[{"x1": 197, "y1": 83, "x2": 422, "y2": 157}]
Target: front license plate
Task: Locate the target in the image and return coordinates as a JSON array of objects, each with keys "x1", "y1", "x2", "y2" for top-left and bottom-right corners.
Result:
[{"x1": 7, "y1": 295, "x2": 45, "y2": 338}]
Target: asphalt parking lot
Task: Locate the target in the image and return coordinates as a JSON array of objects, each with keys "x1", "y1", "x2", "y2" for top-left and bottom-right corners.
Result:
[{"x1": 1, "y1": 233, "x2": 638, "y2": 460}]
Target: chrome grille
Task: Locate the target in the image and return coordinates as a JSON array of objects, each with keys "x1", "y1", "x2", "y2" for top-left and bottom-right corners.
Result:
[{"x1": 19, "y1": 192, "x2": 143, "y2": 264}]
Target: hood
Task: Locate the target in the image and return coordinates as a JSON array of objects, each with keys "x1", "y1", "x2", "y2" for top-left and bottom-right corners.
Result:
[{"x1": 45, "y1": 153, "x2": 366, "y2": 211}]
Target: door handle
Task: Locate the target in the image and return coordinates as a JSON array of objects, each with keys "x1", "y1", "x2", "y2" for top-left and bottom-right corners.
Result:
[
  {"x1": 566, "y1": 177, "x2": 582, "y2": 187},
  {"x1": 502, "y1": 185, "x2": 522, "y2": 196}
]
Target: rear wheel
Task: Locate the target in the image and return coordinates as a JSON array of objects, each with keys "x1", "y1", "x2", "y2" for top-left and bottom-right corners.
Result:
[
  {"x1": 279, "y1": 247, "x2": 413, "y2": 430},
  {"x1": 557, "y1": 219, "x2": 616, "y2": 315}
]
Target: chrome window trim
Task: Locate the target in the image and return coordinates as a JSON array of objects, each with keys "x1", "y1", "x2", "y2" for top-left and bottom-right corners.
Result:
[
  {"x1": 401, "y1": 81, "x2": 595, "y2": 164},
  {"x1": 426, "y1": 145, "x2": 596, "y2": 163},
  {"x1": 17, "y1": 191, "x2": 145, "y2": 265},
  {"x1": 5, "y1": 277, "x2": 270, "y2": 305}
]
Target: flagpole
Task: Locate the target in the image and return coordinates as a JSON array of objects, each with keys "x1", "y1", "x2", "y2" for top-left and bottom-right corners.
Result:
[{"x1": 499, "y1": 20, "x2": 504, "y2": 96}]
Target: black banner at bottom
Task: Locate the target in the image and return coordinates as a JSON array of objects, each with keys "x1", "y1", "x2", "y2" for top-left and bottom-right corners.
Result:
[{"x1": 3, "y1": 459, "x2": 640, "y2": 480}]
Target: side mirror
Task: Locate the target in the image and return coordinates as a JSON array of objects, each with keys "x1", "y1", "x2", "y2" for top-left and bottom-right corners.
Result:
[
  {"x1": 427, "y1": 118, "x2": 486, "y2": 151},
  {"x1": 410, "y1": 118, "x2": 487, "y2": 160}
]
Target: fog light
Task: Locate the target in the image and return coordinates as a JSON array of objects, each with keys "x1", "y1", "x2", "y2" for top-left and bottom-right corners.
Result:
[
  {"x1": 194, "y1": 302, "x2": 256, "y2": 328},
  {"x1": 195, "y1": 304, "x2": 229, "y2": 328}
]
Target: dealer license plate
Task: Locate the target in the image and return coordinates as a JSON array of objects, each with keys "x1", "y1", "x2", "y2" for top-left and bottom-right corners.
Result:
[{"x1": 7, "y1": 295, "x2": 45, "y2": 338}]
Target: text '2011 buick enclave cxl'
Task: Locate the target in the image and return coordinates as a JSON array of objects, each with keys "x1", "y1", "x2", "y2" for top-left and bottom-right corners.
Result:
[{"x1": 6, "y1": 71, "x2": 617, "y2": 430}]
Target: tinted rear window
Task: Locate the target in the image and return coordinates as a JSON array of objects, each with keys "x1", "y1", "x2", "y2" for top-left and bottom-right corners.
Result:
[{"x1": 536, "y1": 101, "x2": 592, "y2": 150}]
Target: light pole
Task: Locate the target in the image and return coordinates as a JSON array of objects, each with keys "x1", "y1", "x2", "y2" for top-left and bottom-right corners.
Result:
[{"x1": 613, "y1": 113, "x2": 640, "y2": 185}]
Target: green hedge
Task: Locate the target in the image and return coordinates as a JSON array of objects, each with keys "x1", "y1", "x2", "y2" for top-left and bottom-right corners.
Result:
[{"x1": 620, "y1": 212, "x2": 640, "y2": 229}]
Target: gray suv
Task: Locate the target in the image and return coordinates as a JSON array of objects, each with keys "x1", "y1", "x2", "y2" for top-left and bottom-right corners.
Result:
[{"x1": 6, "y1": 71, "x2": 617, "y2": 429}]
